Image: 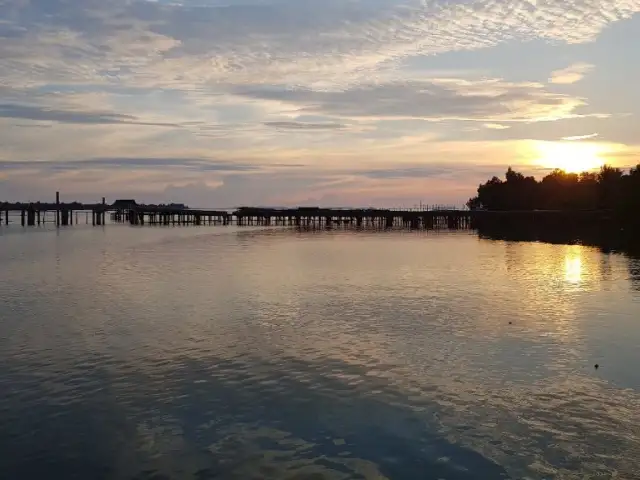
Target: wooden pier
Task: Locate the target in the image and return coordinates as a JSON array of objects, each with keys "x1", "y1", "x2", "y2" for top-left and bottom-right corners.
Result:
[
  {"x1": 111, "y1": 206, "x2": 473, "y2": 229},
  {"x1": 113, "y1": 207, "x2": 230, "y2": 226},
  {"x1": 1, "y1": 197, "x2": 473, "y2": 230},
  {"x1": 231, "y1": 207, "x2": 472, "y2": 229},
  {"x1": 1, "y1": 194, "x2": 622, "y2": 232},
  {"x1": 1, "y1": 193, "x2": 109, "y2": 227}
]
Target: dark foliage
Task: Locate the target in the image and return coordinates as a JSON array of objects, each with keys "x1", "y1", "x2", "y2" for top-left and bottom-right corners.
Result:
[{"x1": 468, "y1": 165, "x2": 640, "y2": 214}]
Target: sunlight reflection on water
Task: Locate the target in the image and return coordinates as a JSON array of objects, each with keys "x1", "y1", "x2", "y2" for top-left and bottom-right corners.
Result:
[
  {"x1": 564, "y1": 254, "x2": 583, "y2": 285},
  {"x1": 1, "y1": 225, "x2": 639, "y2": 479}
]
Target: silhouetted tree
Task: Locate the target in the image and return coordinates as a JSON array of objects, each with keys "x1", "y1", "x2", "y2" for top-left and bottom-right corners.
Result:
[
  {"x1": 597, "y1": 165, "x2": 624, "y2": 209},
  {"x1": 468, "y1": 164, "x2": 640, "y2": 217}
]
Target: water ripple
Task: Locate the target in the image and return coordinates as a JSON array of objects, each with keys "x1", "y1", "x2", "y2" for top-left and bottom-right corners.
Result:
[{"x1": 1, "y1": 226, "x2": 639, "y2": 479}]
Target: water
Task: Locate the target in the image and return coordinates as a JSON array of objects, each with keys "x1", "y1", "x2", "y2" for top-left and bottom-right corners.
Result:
[{"x1": 1, "y1": 224, "x2": 640, "y2": 480}]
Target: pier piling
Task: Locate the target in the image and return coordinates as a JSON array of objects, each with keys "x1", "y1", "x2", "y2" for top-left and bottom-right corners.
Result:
[{"x1": 27, "y1": 208, "x2": 35, "y2": 226}]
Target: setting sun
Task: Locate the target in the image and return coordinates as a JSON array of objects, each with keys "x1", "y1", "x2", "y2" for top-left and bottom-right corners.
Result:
[
  {"x1": 534, "y1": 141, "x2": 607, "y2": 173},
  {"x1": 535, "y1": 142, "x2": 607, "y2": 173}
]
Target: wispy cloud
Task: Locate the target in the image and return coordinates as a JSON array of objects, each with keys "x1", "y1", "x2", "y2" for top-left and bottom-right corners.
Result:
[
  {"x1": 264, "y1": 121, "x2": 346, "y2": 131},
  {"x1": 0, "y1": 103, "x2": 178, "y2": 126},
  {"x1": 549, "y1": 62, "x2": 595, "y2": 84},
  {"x1": 0, "y1": 0, "x2": 636, "y2": 90},
  {"x1": 562, "y1": 133, "x2": 599, "y2": 141},
  {"x1": 0, "y1": 157, "x2": 304, "y2": 173},
  {"x1": 234, "y1": 79, "x2": 600, "y2": 123}
]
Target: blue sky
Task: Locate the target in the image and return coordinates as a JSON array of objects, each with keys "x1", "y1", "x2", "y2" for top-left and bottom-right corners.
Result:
[{"x1": 1, "y1": 0, "x2": 639, "y2": 207}]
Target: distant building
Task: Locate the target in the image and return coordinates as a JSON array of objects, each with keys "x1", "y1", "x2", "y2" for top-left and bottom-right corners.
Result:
[{"x1": 112, "y1": 199, "x2": 137, "y2": 209}]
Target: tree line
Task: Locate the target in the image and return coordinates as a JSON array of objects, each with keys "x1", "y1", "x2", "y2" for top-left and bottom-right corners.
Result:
[{"x1": 467, "y1": 165, "x2": 640, "y2": 213}]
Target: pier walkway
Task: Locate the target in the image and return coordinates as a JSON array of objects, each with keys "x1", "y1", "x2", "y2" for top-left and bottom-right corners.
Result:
[{"x1": 1, "y1": 195, "x2": 618, "y2": 231}]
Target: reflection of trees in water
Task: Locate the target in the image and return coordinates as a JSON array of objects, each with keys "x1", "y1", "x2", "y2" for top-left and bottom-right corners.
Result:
[
  {"x1": 600, "y1": 254, "x2": 613, "y2": 283},
  {"x1": 478, "y1": 223, "x2": 639, "y2": 257},
  {"x1": 480, "y1": 224, "x2": 640, "y2": 292},
  {"x1": 470, "y1": 165, "x2": 640, "y2": 291},
  {"x1": 502, "y1": 239, "x2": 601, "y2": 294},
  {"x1": 503, "y1": 241, "x2": 522, "y2": 273},
  {"x1": 629, "y1": 258, "x2": 640, "y2": 292}
]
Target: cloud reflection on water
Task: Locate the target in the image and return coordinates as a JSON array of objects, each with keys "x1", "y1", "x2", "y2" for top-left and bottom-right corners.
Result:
[{"x1": 1, "y1": 227, "x2": 640, "y2": 479}]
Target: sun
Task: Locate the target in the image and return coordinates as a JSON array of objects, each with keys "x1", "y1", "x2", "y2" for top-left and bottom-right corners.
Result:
[{"x1": 534, "y1": 141, "x2": 606, "y2": 173}]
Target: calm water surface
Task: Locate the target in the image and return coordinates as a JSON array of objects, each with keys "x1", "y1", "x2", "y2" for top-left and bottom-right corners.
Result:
[{"x1": 1, "y1": 224, "x2": 640, "y2": 480}]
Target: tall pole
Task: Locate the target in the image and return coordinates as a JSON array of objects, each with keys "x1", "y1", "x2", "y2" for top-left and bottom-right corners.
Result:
[{"x1": 56, "y1": 191, "x2": 60, "y2": 227}]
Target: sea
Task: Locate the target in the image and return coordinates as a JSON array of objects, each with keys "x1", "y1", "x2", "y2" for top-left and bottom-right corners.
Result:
[{"x1": 1, "y1": 222, "x2": 639, "y2": 480}]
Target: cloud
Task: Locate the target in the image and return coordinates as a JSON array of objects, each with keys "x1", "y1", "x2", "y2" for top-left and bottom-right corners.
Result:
[
  {"x1": 0, "y1": 0, "x2": 637, "y2": 90},
  {"x1": 549, "y1": 62, "x2": 595, "y2": 84},
  {"x1": 0, "y1": 103, "x2": 177, "y2": 126},
  {"x1": 350, "y1": 165, "x2": 453, "y2": 180},
  {"x1": 0, "y1": 157, "x2": 300, "y2": 173},
  {"x1": 346, "y1": 163, "x2": 510, "y2": 180},
  {"x1": 0, "y1": 0, "x2": 638, "y2": 207},
  {"x1": 3, "y1": 138, "x2": 637, "y2": 206},
  {"x1": 234, "y1": 78, "x2": 600, "y2": 123},
  {"x1": 264, "y1": 121, "x2": 346, "y2": 130},
  {"x1": 562, "y1": 133, "x2": 599, "y2": 140}
]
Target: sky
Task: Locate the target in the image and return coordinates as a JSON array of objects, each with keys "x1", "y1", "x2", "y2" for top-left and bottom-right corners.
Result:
[{"x1": 1, "y1": 0, "x2": 639, "y2": 208}]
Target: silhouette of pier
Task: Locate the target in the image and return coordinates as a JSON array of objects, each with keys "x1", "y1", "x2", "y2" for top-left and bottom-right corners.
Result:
[
  {"x1": 231, "y1": 207, "x2": 472, "y2": 229},
  {"x1": 116, "y1": 206, "x2": 230, "y2": 226},
  {"x1": 1, "y1": 193, "x2": 621, "y2": 231},
  {"x1": 1, "y1": 193, "x2": 111, "y2": 227},
  {"x1": 2, "y1": 196, "x2": 471, "y2": 229}
]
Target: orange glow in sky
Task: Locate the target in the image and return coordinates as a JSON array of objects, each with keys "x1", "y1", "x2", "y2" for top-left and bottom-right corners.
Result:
[{"x1": 533, "y1": 141, "x2": 609, "y2": 173}]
